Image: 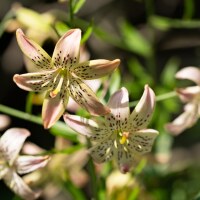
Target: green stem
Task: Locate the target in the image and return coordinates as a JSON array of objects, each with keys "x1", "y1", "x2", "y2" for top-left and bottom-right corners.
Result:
[
  {"x1": 129, "y1": 90, "x2": 177, "y2": 107},
  {"x1": 0, "y1": 104, "x2": 42, "y2": 125},
  {"x1": 87, "y1": 139, "x2": 99, "y2": 200},
  {"x1": 25, "y1": 92, "x2": 34, "y2": 114},
  {"x1": 69, "y1": 0, "x2": 74, "y2": 26}
]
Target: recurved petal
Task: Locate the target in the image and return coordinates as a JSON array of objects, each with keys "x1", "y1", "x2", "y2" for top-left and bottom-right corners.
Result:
[
  {"x1": 4, "y1": 170, "x2": 40, "y2": 200},
  {"x1": 13, "y1": 69, "x2": 58, "y2": 92},
  {"x1": 63, "y1": 114, "x2": 111, "y2": 141},
  {"x1": 130, "y1": 85, "x2": 155, "y2": 130},
  {"x1": 165, "y1": 104, "x2": 198, "y2": 135},
  {"x1": 16, "y1": 155, "x2": 50, "y2": 175},
  {"x1": 127, "y1": 129, "x2": 158, "y2": 155},
  {"x1": 105, "y1": 87, "x2": 130, "y2": 131},
  {"x1": 0, "y1": 128, "x2": 30, "y2": 166},
  {"x1": 73, "y1": 59, "x2": 120, "y2": 79},
  {"x1": 69, "y1": 77, "x2": 110, "y2": 116},
  {"x1": 176, "y1": 86, "x2": 200, "y2": 102},
  {"x1": 89, "y1": 139, "x2": 114, "y2": 163},
  {"x1": 52, "y1": 29, "x2": 81, "y2": 68},
  {"x1": 176, "y1": 66, "x2": 200, "y2": 85},
  {"x1": 42, "y1": 91, "x2": 68, "y2": 129},
  {"x1": 16, "y1": 28, "x2": 52, "y2": 70}
]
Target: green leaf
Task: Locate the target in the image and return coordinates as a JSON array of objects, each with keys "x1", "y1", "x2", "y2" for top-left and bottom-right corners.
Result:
[
  {"x1": 119, "y1": 20, "x2": 153, "y2": 57},
  {"x1": 54, "y1": 21, "x2": 70, "y2": 37},
  {"x1": 81, "y1": 21, "x2": 93, "y2": 44},
  {"x1": 108, "y1": 69, "x2": 121, "y2": 95},
  {"x1": 72, "y1": 0, "x2": 86, "y2": 14}
]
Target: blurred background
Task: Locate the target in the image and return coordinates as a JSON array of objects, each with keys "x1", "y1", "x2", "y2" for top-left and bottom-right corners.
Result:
[{"x1": 1, "y1": 0, "x2": 200, "y2": 199}]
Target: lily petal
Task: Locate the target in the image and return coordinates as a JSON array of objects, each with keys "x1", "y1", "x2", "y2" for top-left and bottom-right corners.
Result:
[
  {"x1": 68, "y1": 77, "x2": 110, "y2": 116},
  {"x1": 16, "y1": 28, "x2": 52, "y2": 70},
  {"x1": 42, "y1": 90, "x2": 69, "y2": 129},
  {"x1": 127, "y1": 129, "x2": 159, "y2": 154},
  {"x1": 176, "y1": 86, "x2": 200, "y2": 102},
  {"x1": 89, "y1": 139, "x2": 114, "y2": 163},
  {"x1": 63, "y1": 114, "x2": 111, "y2": 141},
  {"x1": 16, "y1": 155, "x2": 50, "y2": 175},
  {"x1": 105, "y1": 87, "x2": 130, "y2": 131},
  {"x1": 0, "y1": 166, "x2": 8, "y2": 180},
  {"x1": 52, "y1": 29, "x2": 81, "y2": 69},
  {"x1": 165, "y1": 103, "x2": 198, "y2": 135},
  {"x1": 13, "y1": 69, "x2": 58, "y2": 92},
  {"x1": 115, "y1": 144, "x2": 133, "y2": 174},
  {"x1": 176, "y1": 66, "x2": 200, "y2": 85},
  {"x1": 0, "y1": 128, "x2": 30, "y2": 166},
  {"x1": 4, "y1": 169, "x2": 40, "y2": 200},
  {"x1": 130, "y1": 85, "x2": 155, "y2": 130},
  {"x1": 73, "y1": 59, "x2": 120, "y2": 79}
]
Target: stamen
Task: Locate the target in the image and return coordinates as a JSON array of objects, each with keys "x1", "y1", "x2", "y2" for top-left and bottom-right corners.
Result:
[
  {"x1": 50, "y1": 75, "x2": 64, "y2": 98},
  {"x1": 119, "y1": 132, "x2": 129, "y2": 144}
]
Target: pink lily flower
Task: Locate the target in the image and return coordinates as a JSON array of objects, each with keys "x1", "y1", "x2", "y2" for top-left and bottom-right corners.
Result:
[
  {"x1": 13, "y1": 29, "x2": 120, "y2": 128},
  {"x1": 0, "y1": 128, "x2": 50, "y2": 199},
  {"x1": 64, "y1": 85, "x2": 159, "y2": 173},
  {"x1": 166, "y1": 66, "x2": 200, "y2": 135}
]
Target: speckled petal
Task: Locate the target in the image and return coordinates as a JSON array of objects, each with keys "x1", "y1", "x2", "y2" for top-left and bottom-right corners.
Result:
[
  {"x1": 4, "y1": 170, "x2": 40, "y2": 200},
  {"x1": 16, "y1": 29, "x2": 52, "y2": 70},
  {"x1": 176, "y1": 66, "x2": 200, "y2": 85},
  {"x1": 105, "y1": 87, "x2": 130, "y2": 131},
  {"x1": 127, "y1": 129, "x2": 158, "y2": 155},
  {"x1": 0, "y1": 128, "x2": 30, "y2": 166},
  {"x1": 16, "y1": 155, "x2": 50, "y2": 175},
  {"x1": 63, "y1": 114, "x2": 111, "y2": 141},
  {"x1": 42, "y1": 90, "x2": 69, "y2": 129},
  {"x1": 68, "y1": 77, "x2": 110, "y2": 116},
  {"x1": 115, "y1": 144, "x2": 133, "y2": 174},
  {"x1": 130, "y1": 85, "x2": 155, "y2": 130},
  {"x1": 13, "y1": 69, "x2": 58, "y2": 92},
  {"x1": 73, "y1": 59, "x2": 120, "y2": 79},
  {"x1": 89, "y1": 140, "x2": 114, "y2": 163},
  {"x1": 52, "y1": 29, "x2": 81, "y2": 69}
]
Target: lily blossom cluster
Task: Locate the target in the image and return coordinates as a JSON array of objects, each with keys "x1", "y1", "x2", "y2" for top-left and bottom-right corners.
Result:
[
  {"x1": 0, "y1": 128, "x2": 50, "y2": 199},
  {"x1": 64, "y1": 85, "x2": 159, "y2": 173},
  {"x1": 166, "y1": 67, "x2": 200, "y2": 135},
  {"x1": 13, "y1": 28, "x2": 120, "y2": 129}
]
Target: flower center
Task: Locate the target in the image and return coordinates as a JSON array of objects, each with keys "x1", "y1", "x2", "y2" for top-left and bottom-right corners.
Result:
[
  {"x1": 114, "y1": 130, "x2": 129, "y2": 145},
  {"x1": 50, "y1": 69, "x2": 68, "y2": 98}
]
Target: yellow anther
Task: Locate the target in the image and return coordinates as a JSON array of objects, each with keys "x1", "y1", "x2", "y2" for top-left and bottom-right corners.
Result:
[
  {"x1": 50, "y1": 75, "x2": 64, "y2": 98},
  {"x1": 120, "y1": 135, "x2": 127, "y2": 144}
]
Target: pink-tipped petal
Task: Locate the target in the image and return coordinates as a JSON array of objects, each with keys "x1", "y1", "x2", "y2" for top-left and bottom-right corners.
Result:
[
  {"x1": 13, "y1": 69, "x2": 57, "y2": 92},
  {"x1": 4, "y1": 170, "x2": 40, "y2": 200},
  {"x1": 16, "y1": 28, "x2": 52, "y2": 70},
  {"x1": 176, "y1": 66, "x2": 200, "y2": 85},
  {"x1": 16, "y1": 155, "x2": 50, "y2": 175},
  {"x1": 0, "y1": 128, "x2": 30, "y2": 166},
  {"x1": 165, "y1": 103, "x2": 198, "y2": 135},
  {"x1": 105, "y1": 87, "x2": 130, "y2": 131},
  {"x1": 73, "y1": 59, "x2": 120, "y2": 79},
  {"x1": 176, "y1": 86, "x2": 200, "y2": 102},
  {"x1": 42, "y1": 92, "x2": 68, "y2": 129},
  {"x1": 130, "y1": 85, "x2": 155, "y2": 130},
  {"x1": 52, "y1": 29, "x2": 81, "y2": 68},
  {"x1": 69, "y1": 77, "x2": 110, "y2": 116}
]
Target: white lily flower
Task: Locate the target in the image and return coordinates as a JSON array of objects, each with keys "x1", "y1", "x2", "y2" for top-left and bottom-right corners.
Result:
[
  {"x1": 64, "y1": 85, "x2": 158, "y2": 173},
  {"x1": 0, "y1": 128, "x2": 50, "y2": 199},
  {"x1": 166, "y1": 67, "x2": 200, "y2": 135}
]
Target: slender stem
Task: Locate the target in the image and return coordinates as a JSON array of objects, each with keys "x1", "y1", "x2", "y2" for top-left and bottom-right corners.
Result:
[
  {"x1": 0, "y1": 104, "x2": 43, "y2": 125},
  {"x1": 129, "y1": 91, "x2": 177, "y2": 107},
  {"x1": 69, "y1": 0, "x2": 74, "y2": 26},
  {"x1": 25, "y1": 92, "x2": 34, "y2": 114},
  {"x1": 87, "y1": 139, "x2": 99, "y2": 200}
]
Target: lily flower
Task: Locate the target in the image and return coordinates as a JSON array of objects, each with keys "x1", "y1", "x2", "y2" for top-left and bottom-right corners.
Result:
[
  {"x1": 166, "y1": 66, "x2": 200, "y2": 135},
  {"x1": 13, "y1": 28, "x2": 120, "y2": 128},
  {"x1": 0, "y1": 128, "x2": 50, "y2": 199},
  {"x1": 64, "y1": 85, "x2": 159, "y2": 173}
]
